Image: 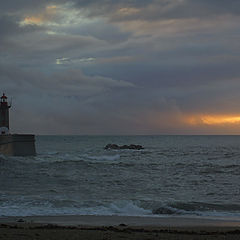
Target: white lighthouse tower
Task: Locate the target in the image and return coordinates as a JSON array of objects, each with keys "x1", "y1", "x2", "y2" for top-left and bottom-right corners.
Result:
[{"x1": 0, "y1": 93, "x2": 11, "y2": 135}]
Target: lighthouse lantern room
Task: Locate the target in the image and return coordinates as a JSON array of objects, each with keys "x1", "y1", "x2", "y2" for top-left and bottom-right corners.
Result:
[{"x1": 0, "y1": 93, "x2": 11, "y2": 135}]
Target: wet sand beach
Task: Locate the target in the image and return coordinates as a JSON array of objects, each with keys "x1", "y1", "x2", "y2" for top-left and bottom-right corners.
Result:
[{"x1": 1, "y1": 215, "x2": 240, "y2": 239}]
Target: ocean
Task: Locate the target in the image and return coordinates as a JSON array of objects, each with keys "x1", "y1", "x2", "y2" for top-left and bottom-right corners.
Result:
[{"x1": 0, "y1": 135, "x2": 240, "y2": 219}]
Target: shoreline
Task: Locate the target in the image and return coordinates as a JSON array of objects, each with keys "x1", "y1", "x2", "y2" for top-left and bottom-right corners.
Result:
[
  {"x1": 1, "y1": 214, "x2": 240, "y2": 227},
  {"x1": 1, "y1": 215, "x2": 240, "y2": 239}
]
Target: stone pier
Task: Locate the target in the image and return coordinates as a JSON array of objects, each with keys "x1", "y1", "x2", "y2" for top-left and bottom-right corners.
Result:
[{"x1": 0, "y1": 134, "x2": 36, "y2": 156}]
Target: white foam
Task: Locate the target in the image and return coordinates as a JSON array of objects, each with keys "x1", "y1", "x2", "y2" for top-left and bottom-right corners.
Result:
[
  {"x1": 0, "y1": 200, "x2": 152, "y2": 217},
  {"x1": 2, "y1": 200, "x2": 240, "y2": 219},
  {"x1": 80, "y1": 201, "x2": 152, "y2": 216},
  {"x1": 0, "y1": 154, "x2": 7, "y2": 160}
]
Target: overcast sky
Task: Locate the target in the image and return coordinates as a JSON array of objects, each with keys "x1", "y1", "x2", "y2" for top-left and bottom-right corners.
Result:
[{"x1": 1, "y1": 0, "x2": 240, "y2": 134}]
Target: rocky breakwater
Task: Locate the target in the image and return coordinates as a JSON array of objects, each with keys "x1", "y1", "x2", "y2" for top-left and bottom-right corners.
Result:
[{"x1": 104, "y1": 144, "x2": 144, "y2": 150}]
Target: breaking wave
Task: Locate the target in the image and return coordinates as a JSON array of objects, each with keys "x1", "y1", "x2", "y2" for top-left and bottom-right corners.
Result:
[
  {"x1": 0, "y1": 200, "x2": 151, "y2": 217},
  {"x1": 2, "y1": 135, "x2": 240, "y2": 220},
  {"x1": 1, "y1": 199, "x2": 240, "y2": 218}
]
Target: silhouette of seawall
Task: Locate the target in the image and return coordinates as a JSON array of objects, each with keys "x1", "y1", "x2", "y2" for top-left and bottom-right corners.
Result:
[{"x1": 0, "y1": 134, "x2": 36, "y2": 156}]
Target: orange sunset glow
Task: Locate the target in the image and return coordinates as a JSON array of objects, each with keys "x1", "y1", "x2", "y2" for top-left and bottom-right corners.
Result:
[
  {"x1": 20, "y1": 5, "x2": 57, "y2": 26},
  {"x1": 22, "y1": 16, "x2": 44, "y2": 25},
  {"x1": 186, "y1": 115, "x2": 240, "y2": 126}
]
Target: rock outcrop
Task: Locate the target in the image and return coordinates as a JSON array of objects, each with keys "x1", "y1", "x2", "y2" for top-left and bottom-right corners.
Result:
[{"x1": 104, "y1": 144, "x2": 144, "y2": 150}]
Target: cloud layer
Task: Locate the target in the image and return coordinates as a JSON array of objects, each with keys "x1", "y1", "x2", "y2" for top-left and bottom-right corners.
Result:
[{"x1": 1, "y1": 0, "x2": 240, "y2": 134}]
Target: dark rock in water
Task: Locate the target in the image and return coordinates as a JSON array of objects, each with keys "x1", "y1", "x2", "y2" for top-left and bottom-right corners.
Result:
[
  {"x1": 120, "y1": 145, "x2": 129, "y2": 149},
  {"x1": 17, "y1": 218, "x2": 25, "y2": 223},
  {"x1": 105, "y1": 144, "x2": 144, "y2": 150},
  {"x1": 105, "y1": 144, "x2": 119, "y2": 150},
  {"x1": 119, "y1": 223, "x2": 127, "y2": 227}
]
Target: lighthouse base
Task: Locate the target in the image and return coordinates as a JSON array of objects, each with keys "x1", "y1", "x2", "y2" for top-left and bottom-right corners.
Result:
[{"x1": 0, "y1": 134, "x2": 36, "y2": 156}]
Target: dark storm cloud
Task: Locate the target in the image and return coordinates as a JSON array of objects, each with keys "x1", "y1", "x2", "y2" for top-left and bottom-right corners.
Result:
[
  {"x1": 0, "y1": 15, "x2": 22, "y2": 36},
  {"x1": 0, "y1": 64, "x2": 137, "y2": 134},
  {"x1": 0, "y1": 0, "x2": 66, "y2": 14},
  {"x1": 1, "y1": 0, "x2": 240, "y2": 134},
  {"x1": 70, "y1": 0, "x2": 240, "y2": 21},
  {"x1": 2, "y1": 0, "x2": 240, "y2": 20},
  {"x1": 60, "y1": 19, "x2": 131, "y2": 43},
  {"x1": 0, "y1": 15, "x2": 43, "y2": 38}
]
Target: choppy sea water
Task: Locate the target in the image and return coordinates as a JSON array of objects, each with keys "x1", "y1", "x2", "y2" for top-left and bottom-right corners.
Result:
[{"x1": 0, "y1": 135, "x2": 240, "y2": 219}]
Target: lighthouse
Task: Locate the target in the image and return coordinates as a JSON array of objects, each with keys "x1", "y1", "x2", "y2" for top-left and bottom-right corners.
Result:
[
  {"x1": 0, "y1": 93, "x2": 36, "y2": 156},
  {"x1": 0, "y1": 93, "x2": 11, "y2": 135}
]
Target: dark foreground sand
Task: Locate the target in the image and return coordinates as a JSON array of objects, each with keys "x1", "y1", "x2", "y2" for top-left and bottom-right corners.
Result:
[{"x1": 1, "y1": 215, "x2": 240, "y2": 240}]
